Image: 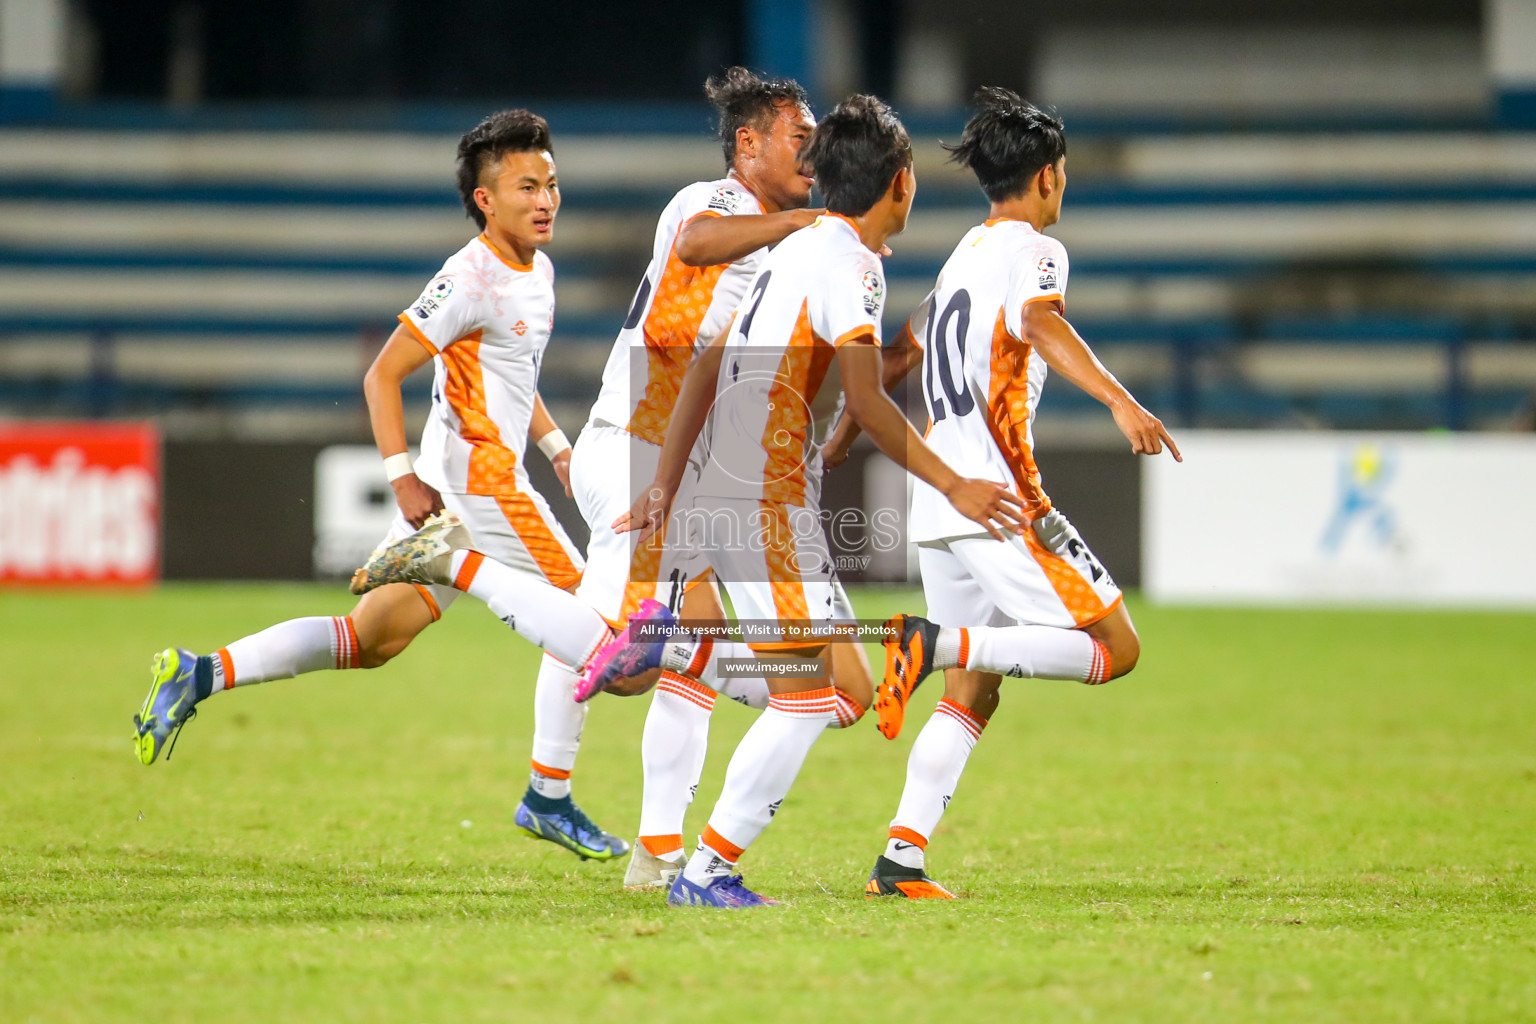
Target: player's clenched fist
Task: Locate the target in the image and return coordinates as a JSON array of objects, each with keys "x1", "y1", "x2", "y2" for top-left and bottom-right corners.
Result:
[
  {"x1": 943, "y1": 478, "x2": 1029, "y2": 541},
  {"x1": 391, "y1": 474, "x2": 446, "y2": 529}
]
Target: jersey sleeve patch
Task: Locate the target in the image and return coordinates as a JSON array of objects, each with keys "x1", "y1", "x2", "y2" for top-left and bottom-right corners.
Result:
[
  {"x1": 410, "y1": 275, "x2": 455, "y2": 320},
  {"x1": 812, "y1": 256, "x2": 885, "y2": 347},
  {"x1": 1035, "y1": 255, "x2": 1059, "y2": 292},
  {"x1": 860, "y1": 269, "x2": 885, "y2": 319},
  {"x1": 707, "y1": 186, "x2": 751, "y2": 215},
  {"x1": 402, "y1": 269, "x2": 483, "y2": 352}
]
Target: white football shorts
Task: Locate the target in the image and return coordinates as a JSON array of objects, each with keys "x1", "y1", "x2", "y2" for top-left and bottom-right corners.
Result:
[
  {"x1": 917, "y1": 508, "x2": 1122, "y2": 631},
  {"x1": 569, "y1": 422, "x2": 711, "y2": 627}
]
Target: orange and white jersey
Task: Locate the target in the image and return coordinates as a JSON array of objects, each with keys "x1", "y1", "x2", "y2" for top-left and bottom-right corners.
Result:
[
  {"x1": 697, "y1": 213, "x2": 885, "y2": 507},
  {"x1": 396, "y1": 234, "x2": 555, "y2": 497},
  {"x1": 585, "y1": 177, "x2": 767, "y2": 446},
  {"x1": 909, "y1": 218, "x2": 1068, "y2": 543}
]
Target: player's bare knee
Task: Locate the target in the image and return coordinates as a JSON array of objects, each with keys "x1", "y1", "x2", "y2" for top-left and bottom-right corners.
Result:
[
  {"x1": 1106, "y1": 634, "x2": 1140, "y2": 679},
  {"x1": 358, "y1": 636, "x2": 408, "y2": 668}
]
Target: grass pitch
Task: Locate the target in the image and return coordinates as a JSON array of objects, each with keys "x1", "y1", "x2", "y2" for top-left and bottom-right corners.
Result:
[{"x1": 1, "y1": 584, "x2": 1533, "y2": 1023}]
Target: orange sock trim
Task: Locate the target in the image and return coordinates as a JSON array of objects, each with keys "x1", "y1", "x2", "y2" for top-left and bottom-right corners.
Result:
[
  {"x1": 658, "y1": 670, "x2": 716, "y2": 711},
  {"x1": 342, "y1": 616, "x2": 360, "y2": 669},
  {"x1": 831, "y1": 688, "x2": 865, "y2": 728},
  {"x1": 957, "y1": 627, "x2": 970, "y2": 669},
  {"x1": 452, "y1": 550, "x2": 484, "y2": 591},
  {"x1": 888, "y1": 825, "x2": 928, "y2": 849},
  {"x1": 412, "y1": 584, "x2": 442, "y2": 622},
  {"x1": 685, "y1": 636, "x2": 713, "y2": 678},
  {"x1": 640, "y1": 834, "x2": 685, "y2": 857},
  {"x1": 700, "y1": 824, "x2": 745, "y2": 863},
  {"x1": 1086, "y1": 639, "x2": 1112, "y2": 685},
  {"x1": 936, "y1": 698, "x2": 987, "y2": 734},
  {"x1": 766, "y1": 685, "x2": 838, "y2": 715},
  {"x1": 215, "y1": 648, "x2": 235, "y2": 689},
  {"x1": 529, "y1": 759, "x2": 571, "y2": 780}
]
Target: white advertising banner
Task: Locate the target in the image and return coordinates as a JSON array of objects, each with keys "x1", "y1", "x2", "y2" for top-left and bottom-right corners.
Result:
[
  {"x1": 1143, "y1": 431, "x2": 1536, "y2": 607},
  {"x1": 313, "y1": 445, "x2": 412, "y2": 577}
]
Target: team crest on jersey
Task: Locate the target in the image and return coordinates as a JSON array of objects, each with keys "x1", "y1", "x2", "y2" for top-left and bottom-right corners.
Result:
[
  {"x1": 411, "y1": 275, "x2": 453, "y2": 319},
  {"x1": 1037, "y1": 256, "x2": 1058, "y2": 290},
  {"x1": 861, "y1": 270, "x2": 884, "y2": 316},
  {"x1": 707, "y1": 187, "x2": 746, "y2": 214}
]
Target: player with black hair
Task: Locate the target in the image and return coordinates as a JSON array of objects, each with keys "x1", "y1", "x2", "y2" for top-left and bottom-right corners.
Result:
[
  {"x1": 571, "y1": 68, "x2": 881, "y2": 891},
  {"x1": 859, "y1": 87, "x2": 1180, "y2": 899},
  {"x1": 133, "y1": 109, "x2": 632, "y2": 863},
  {"x1": 590, "y1": 94, "x2": 1026, "y2": 908}
]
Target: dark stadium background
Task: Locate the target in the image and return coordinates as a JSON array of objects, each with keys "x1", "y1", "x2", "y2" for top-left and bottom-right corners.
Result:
[{"x1": 1, "y1": 0, "x2": 1530, "y2": 588}]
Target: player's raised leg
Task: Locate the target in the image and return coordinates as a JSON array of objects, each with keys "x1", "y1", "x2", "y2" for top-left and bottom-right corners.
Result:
[
  {"x1": 354, "y1": 511, "x2": 612, "y2": 673},
  {"x1": 134, "y1": 583, "x2": 438, "y2": 765},
  {"x1": 876, "y1": 525, "x2": 1136, "y2": 740}
]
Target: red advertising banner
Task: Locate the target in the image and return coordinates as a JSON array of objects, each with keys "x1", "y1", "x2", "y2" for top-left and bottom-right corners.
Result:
[{"x1": 0, "y1": 422, "x2": 161, "y2": 586}]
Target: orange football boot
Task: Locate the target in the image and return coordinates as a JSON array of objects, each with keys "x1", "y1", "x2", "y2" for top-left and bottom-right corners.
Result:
[
  {"x1": 864, "y1": 855, "x2": 956, "y2": 899},
  {"x1": 874, "y1": 614, "x2": 940, "y2": 739}
]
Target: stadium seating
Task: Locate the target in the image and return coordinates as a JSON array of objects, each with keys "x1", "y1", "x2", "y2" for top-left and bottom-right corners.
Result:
[{"x1": 2, "y1": 121, "x2": 1534, "y2": 435}]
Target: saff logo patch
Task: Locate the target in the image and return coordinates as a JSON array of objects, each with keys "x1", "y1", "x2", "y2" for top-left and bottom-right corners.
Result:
[
  {"x1": 412, "y1": 275, "x2": 454, "y2": 319},
  {"x1": 707, "y1": 187, "x2": 746, "y2": 214},
  {"x1": 1037, "y1": 256, "x2": 1058, "y2": 291},
  {"x1": 861, "y1": 269, "x2": 884, "y2": 317}
]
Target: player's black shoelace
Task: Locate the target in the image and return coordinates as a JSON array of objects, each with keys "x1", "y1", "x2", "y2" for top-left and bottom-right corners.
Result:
[
  {"x1": 164, "y1": 707, "x2": 198, "y2": 761},
  {"x1": 562, "y1": 802, "x2": 608, "y2": 847}
]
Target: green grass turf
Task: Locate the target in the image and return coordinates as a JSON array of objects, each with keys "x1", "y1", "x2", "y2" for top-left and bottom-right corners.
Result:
[{"x1": 1, "y1": 584, "x2": 1533, "y2": 1023}]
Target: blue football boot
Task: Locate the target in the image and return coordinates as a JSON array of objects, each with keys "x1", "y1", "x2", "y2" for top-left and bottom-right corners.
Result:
[
  {"x1": 667, "y1": 872, "x2": 781, "y2": 908},
  {"x1": 134, "y1": 648, "x2": 200, "y2": 765},
  {"x1": 514, "y1": 796, "x2": 631, "y2": 861}
]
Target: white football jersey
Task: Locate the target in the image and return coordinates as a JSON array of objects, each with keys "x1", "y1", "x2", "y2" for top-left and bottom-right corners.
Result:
[
  {"x1": 909, "y1": 218, "x2": 1068, "y2": 542},
  {"x1": 585, "y1": 177, "x2": 767, "y2": 446},
  {"x1": 697, "y1": 213, "x2": 885, "y2": 507},
  {"x1": 396, "y1": 234, "x2": 555, "y2": 496}
]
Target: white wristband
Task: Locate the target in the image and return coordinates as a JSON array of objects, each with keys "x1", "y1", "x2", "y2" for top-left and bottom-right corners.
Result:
[
  {"x1": 536, "y1": 428, "x2": 571, "y2": 460},
  {"x1": 383, "y1": 452, "x2": 415, "y2": 482}
]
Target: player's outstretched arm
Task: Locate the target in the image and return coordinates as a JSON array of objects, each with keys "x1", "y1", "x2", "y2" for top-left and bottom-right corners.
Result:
[
  {"x1": 823, "y1": 319, "x2": 924, "y2": 469},
  {"x1": 364, "y1": 324, "x2": 445, "y2": 527},
  {"x1": 675, "y1": 209, "x2": 822, "y2": 267},
  {"x1": 612, "y1": 333, "x2": 730, "y2": 540},
  {"x1": 1023, "y1": 302, "x2": 1182, "y2": 462},
  {"x1": 529, "y1": 392, "x2": 573, "y2": 497},
  {"x1": 838, "y1": 338, "x2": 1027, "y2": 540}
]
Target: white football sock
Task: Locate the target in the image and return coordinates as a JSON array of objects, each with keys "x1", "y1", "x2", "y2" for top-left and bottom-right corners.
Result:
[
  {"x1": 451, "y1": 551, "x2": 610, "y2": 669},
  {"x1": 697, "y1": 638, "x2": 770, "y2": 708},
  {"x1": 528, "y1": 653, "x2": 585, "y2": 796},
  {"x1": 682, "y1": 686, "x2": 837, "y2": 884},
  {"x1": 887, "y1": 699, "x2": 988, "y2": 869},
  {"x1": 715, "y1": 673, "x2": 769, "y2": 709},
  {"x1": 937, "y1": 625, "x2": 1111, "y2": 683},
  {"x1": 217, "y1": 616, "x2": 358, "y2": 690},
  {"x1": 637, "y1": 671, "x2": 714, "y2": 852}
]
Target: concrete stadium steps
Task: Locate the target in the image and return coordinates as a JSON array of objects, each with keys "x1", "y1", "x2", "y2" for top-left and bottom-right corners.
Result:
[
  {"x1": 10, "y1": 129, "x2": 1536, "y2": 187},
  {"x1": 4, "y1": 128, "x2": 1536, "y2": 432}
]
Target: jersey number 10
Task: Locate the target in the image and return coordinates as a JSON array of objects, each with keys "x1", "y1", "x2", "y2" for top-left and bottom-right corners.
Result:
[{"x1": 923, "y1": 289, "x2": 974, "y2": 423}]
